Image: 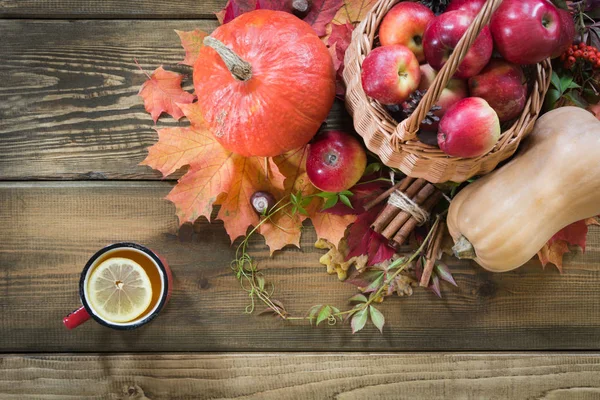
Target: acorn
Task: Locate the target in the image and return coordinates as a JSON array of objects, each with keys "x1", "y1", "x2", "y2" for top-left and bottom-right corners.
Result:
[{"x1": 250, "y1": 191, "x2": 276, "y2": 215}]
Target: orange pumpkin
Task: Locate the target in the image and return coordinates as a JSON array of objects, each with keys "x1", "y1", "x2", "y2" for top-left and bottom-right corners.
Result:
[{"x1": 193, "y1": 10, "x2": 336, "y2": 157}]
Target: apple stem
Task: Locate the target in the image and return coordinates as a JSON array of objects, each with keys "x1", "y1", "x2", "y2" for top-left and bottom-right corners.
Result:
[
  {"x1": 452, "y1": 235, "x2": 476, "y2": 259},
  {"x1": 203, "y1": 37, "x2": 252, "y2": 81}
]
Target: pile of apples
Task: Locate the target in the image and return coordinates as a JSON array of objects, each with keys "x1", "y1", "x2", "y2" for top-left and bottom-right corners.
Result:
[{"x1": 361, "y1": 0, "x2": 575, "y2": 158}]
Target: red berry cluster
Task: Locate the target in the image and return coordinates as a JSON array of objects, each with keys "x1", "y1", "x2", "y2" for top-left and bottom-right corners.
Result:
[{"x1": 560, "y1": 42, "x2": 600, "y2": 69}]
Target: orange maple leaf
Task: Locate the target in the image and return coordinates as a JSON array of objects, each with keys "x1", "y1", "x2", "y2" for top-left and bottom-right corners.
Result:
[
  {"x1": 138, "y1": 66, "x2": 196, "y2": 123},
  {"x1": 175, "y1": 29, "x2": 209, "y2": 67},
  {"x1": 218, "y1": 156, "x2": 286, "y2": 242},
  {"x1": 537, "y1": 217, "x2": 600, "y2": 273},
  {"x1": 332, "y1": 0, "x2": 377, "y2": 26},
  {"x1": 310, "y1": 210, "x2": 357, "y2": 247},
  {"x1": 537, "y1": 240, "x2": 570, "y2": 273}
]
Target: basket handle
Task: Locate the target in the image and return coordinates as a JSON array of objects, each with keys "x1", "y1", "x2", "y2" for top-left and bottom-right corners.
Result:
[{"x1": 395, "y1": 0, "x2": 504, "y2": 143}]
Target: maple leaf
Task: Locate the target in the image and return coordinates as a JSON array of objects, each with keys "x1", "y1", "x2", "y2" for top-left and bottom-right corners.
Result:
[
  {"x1": 138, "y1": 66, "x2": 196, "y2": 123},
  {"x1": 162, "y1": 127, "x2": 235, "y2": 224},
  {"x1": 326, "y1": 21, "x2": 355, "y2": 96},
  {"x1": 537, "y1": 240, "x2": 570, "y2": 273},
  {"x1": 258, "y1": 147, "x2": 313, "y2": 254},
  {"x1": 537, "y1": 217, "x2": 600, "y2": 272},
  {"x1": 140, "y1": 126, "x2": 211, "y2": 177},
  {"x1": 175, "y1": 29, "x2": 209, "y2": 67},
  {"x1": 332, "y1": 0, "x2": 377, "y2": 26},
  {"x1": 256, "y1": 0, "x2": 293, "y2": 11},
  {"x1": 304, "y1": 0, "x2": 345, "y2": 36},
  {"x1": 218, "y1": 156, "x2": 286, "y2": 242},
  {"x1": 346, "y1": 204, "x2": 395, "y2": 266},
  {"x1": 215, "y1": 0, "x2": 256, "y2": 24},
  {"x1": 311, "y1": 210, "x2": 357, "y2": 247}
]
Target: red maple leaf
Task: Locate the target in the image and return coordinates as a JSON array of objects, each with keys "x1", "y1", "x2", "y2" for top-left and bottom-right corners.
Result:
[
  {"x1": 138, "y1": 66, "x2": 195, "y2": 123},
  {"x1": 346, "y1": 204, "x2": 396, "y2": 266},
  {"x1": 537, "y1": 217, "x2": 600, "y2": 272},
  {"x1": 304, "y1": 0, "x2": 345, "y2": 36},
  {"x1": 175, "y1": 29, "x2": 209, "y2": 67},
  {"x1": 215, "y1": 0, "x2": 256, "y2": 24}
]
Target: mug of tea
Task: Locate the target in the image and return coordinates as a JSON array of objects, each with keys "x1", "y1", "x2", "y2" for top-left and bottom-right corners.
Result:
[{"x1": 63, "y1": 242, "x2": 172, "y2": 330}]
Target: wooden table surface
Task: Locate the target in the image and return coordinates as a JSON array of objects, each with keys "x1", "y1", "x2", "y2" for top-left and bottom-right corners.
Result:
[{"x1": 1, "y1": 1, "x2": 600, "y2": 399}]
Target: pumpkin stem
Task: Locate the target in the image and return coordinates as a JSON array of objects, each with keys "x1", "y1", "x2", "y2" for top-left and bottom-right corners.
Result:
[
  {"x1": 203, "y1": 37, "x2": 252, "y2": 81},
  {"x1": 452, "y1": 235, "x2": 476, "y2": 260}
]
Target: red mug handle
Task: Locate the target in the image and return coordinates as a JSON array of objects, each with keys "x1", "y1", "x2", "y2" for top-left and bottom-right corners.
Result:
[{"x1": 63, "y1": 306, "x2": 91, "y2": 330}]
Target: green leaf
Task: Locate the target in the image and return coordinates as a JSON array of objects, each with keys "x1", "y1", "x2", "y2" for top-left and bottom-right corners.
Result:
[
  {"x1": 308, "y1": 304, "x2": 322, "y2": 325},
  {"x1": 551, "y1": 71, "x2": 561, "y2": 92},
  {"x1": 316, "y1": 191, "x2": 336, "y2": 198},
  {"x1": 256, "y1": 275, "x2": 265, "y2": 291},
  {"x1": 316, "y1": 305, "x2": 332, "y2": 326},
  {"x1": 363, "y1": 162, "x2": 382, "y2": 176},
  {"x1": 566, "y1": 81, "x2": 581, "y2": 90},
  {"x1": 348, "y1": 294, "x2": 368, "y2": 303},
  {"x1": 369, "y1": 306, "x2": 385, "y2": 334},
  {"x1": 364, "y1": 273, "x2": 385, "y2": 293},
  {"x1": 290, "y1": 192, "x2": 298, "y2": 204},
  {"x1": 351, "y1": 308, "x2": 368, "y2": 334},
  {"x1": 550, "y1": 0, "x2": 568, "y2": 10},
  {"x1": 559, "y1": 74, "x2": 574, "y2": 94},
  {"x1": 339, "y1": 190, "x2": 354, "y2": 196},
  {"x1": 565, "y1": 91, "x2": 589, "y2": 108},
  {"x1": 339, "y1": 194, "x2": 353, "y2": 209},
  {"x1": 330, "y1": 306, "x2": 341, "y2": 320},
  {"x1": 543, "y1": 88, "x2": 561, "y2": 111},
  {"x1": 321, "y1": 195, "x2": 339, "y2": 210}
]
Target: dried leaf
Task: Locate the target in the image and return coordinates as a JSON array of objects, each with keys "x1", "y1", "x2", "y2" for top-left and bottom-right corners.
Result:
[
  {"x1": 304, "y1": 0, "x2": 345, "y2": 36},
  {"x1": 429, "y1": 274, "x2": 442, "y2": 298},
  {"x1": 346, "y1": 204, "x2": 396, "y2": 266},
  {"x1": 310, "y1": 210, "x2": 356, "y2": 247},
  {"x1": 537, "y1": 217, "x2": 600, "y2": 272},
  {"x1": 163, "y1": 129, "x2": 235, "y2": 224},
  {"x1": 215, "y1": 0, "x2": 256, "y2": 24},
  {"x1": 175, "y1": 29, "x2": 209, "y2": 66},
  {"x1": 332, "y1": 0, "x2": 377, "y2": 26},
  {"x1": 256, "y1": 0, "x2": 293, "y2": 11},
  {"x1": 351, "y1": 307, "x2": 368, "y2": 333},
  {"x1": 218, "y1": 156, "x2": 285, "y2": 242},
  {"x1": 537, "y1": 240, "x2": 570, "y2": 273},
  {"x1": 369, "y1": 305, "x2": 385, "y2": 333},
  {"x1": 138, "y1": 66, "x2": 195, "y2": 123}
]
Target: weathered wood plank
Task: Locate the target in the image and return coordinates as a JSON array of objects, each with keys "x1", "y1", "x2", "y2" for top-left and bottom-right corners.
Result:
[
  {"x1": 0, "y1": 0, "x2": 226, "y2": 19},
  {"x1": 1, "y1": 181, "x2": 600, "y2": 352},
  {"x1": 0, "y1": 20, "x2": 350, "y2": 180},
  {"x1": 1, "y1": 353, "x2": 600, "y2": 399}
]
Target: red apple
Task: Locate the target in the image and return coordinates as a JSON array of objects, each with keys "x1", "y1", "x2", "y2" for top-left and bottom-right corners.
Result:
[
  {"x1": 379, "y1": 2, "x2": 435, "y2": 62},
  {"x1": 361, "y1": 45, "x2": 421, "y2": 105},
  {"x1": 490, "y1": 0, "x2": 562, "y2": 65},
  {"x1": 423, "y1": 10, "x2": 493, "y2": 79},
  {"x1": 468, "y1": 60, "x2": 527, "y2": 122},
  {"x1": 306, "y1": 130, "x2": 367, "y2": 192},
  {"x1": 418, "y1": 64, "x2": 468, "y2": 129},
  {"x1": 446, "y1": 0, "x2": 486, "y2": 15},
  {"x1": 551, "y1": 9, "x2": 576, "y2": 58},
  {"x1": 438, "y1": 97, "x2": 500, "y2": 158}
]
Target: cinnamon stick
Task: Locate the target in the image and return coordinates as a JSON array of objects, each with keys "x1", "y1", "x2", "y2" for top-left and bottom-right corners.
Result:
[
  {"x1": 364, "y1": 177, "x2": 414, "y2": 211},
  {"x1": 391, "y1": 191, "x2": 443, "y2": 247},
  {"x1": 420, "y1": 221, "x2": 446, "y2": 287},
  {"x1": 381, "y1": 183, "x2": 437, "y2": 239},
  {"x1": 371, "y1": 178, "x2": 426, "y2": 233}
]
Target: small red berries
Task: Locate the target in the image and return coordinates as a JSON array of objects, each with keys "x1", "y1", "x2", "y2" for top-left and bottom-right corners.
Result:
[{"x1": 560, "y1": 43, "x2": 600, "y2": 70}]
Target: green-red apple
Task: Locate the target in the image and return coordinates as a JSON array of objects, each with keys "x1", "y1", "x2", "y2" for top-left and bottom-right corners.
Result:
[
  {"x1": 379, "y1": 2, "x2": 435, "y2": 62},
  {"x1": 361, "y1": 45, "x2": 421, "y2": 105}
]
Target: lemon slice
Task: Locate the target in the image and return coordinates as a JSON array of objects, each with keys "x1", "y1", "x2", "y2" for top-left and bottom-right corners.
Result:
[{"x1": 87, "y1": 257, "x2": 153, "y2": 323}]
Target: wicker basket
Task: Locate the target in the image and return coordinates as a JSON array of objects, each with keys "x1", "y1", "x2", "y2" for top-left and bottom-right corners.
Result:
[{"x1": 343, "y1": 0, "x2": 552, "y2": 183}]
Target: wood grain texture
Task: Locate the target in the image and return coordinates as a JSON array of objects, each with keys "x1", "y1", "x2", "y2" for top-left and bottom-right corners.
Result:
[
  {"x1": 0, "y1": 0, "x2": 227, "y2": 19},
  {"x1": 1, "y1": 181, "x2": 600, "y2": 352},
  {"x1": 0, "y1": 20, "x2": 350, "y2": 180},
  {"x1": 1, "y1": 353, "x2": 600, "y2": 399}
]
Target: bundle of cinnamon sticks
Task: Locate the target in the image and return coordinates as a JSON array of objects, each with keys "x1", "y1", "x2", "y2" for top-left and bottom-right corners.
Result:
[{"x1": 365, "y1": 177, "x2": 442, "y2": 249}]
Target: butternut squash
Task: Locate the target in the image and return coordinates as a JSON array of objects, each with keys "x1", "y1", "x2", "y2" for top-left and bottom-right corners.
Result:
[{"x1": 447, "y1": 107, "x2": 600, "y2": 272}]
